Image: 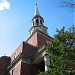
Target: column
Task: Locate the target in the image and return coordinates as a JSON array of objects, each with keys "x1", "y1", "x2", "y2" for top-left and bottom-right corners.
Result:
[{"x1": 44, "y1": 54, "x2": 50, "y2": 72}]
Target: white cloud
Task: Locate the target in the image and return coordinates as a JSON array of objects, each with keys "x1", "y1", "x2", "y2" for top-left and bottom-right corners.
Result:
[{"x1": 0, "y1": 0, "x2": 10, "y2": 11}]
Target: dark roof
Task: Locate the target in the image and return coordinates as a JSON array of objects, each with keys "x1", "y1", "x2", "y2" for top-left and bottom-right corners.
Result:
[
  {"x1": 0, "y1": 56, "x2": 10, "y2": 61},
  {"x1": 32, "y1": 15, "x2": 44, "y2": 21}
]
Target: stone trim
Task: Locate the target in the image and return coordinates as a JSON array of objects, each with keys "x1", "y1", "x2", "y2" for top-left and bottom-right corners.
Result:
[
  {"x1": 7, "y1": 53, "x2": 22, "y2": 70},
  {"x1": 26, "y1": 29, "x2": 52, "y2": 43}
]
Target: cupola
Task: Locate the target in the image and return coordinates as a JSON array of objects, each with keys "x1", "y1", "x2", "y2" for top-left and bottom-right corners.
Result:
[{"x1": 29, "y1": 4, "x2": 48, "y2": 35}]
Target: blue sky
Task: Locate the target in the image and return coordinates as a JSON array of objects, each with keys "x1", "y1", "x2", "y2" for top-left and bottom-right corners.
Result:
[{"x1": 0, "y1": 0, "x2": 74, "y2": 56}]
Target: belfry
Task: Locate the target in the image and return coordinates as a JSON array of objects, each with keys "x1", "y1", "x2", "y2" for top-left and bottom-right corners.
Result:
[
  {"x1": 0, "y1": 4, "x2": 52, "y2": 75},
  {"x1": 29, "y1": 4, "x2": 48, "y2": 35}
]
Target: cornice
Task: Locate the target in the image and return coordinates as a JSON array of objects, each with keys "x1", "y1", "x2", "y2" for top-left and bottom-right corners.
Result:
[{"x1": 26, "y1": 29, "x2": 53, "y2": 43}]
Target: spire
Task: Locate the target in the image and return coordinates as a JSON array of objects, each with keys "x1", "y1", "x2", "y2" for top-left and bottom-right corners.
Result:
[
  {"x1": 29, "y1": 4, "x2": 48, "y2": 35},
  {"x1": 34, "y1": 4, "x2": 40, "y2": 16}
]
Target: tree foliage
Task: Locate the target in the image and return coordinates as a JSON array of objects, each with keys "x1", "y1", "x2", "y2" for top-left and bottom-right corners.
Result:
[{"x1": 38, "y1": 25, "x2": 75, "y2": 75}]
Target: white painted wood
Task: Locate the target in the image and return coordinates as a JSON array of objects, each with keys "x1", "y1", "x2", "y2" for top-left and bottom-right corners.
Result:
[{"x1": 44, "y1": 55, "x2": 50, "y2": 71}]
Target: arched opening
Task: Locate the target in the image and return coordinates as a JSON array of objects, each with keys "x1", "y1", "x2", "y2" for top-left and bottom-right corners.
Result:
[
  {"x1": 36, "y1": 19, "x2": 39, "y2": 24},
  {"x1": 40, "y1": 20, "x2": 42, "y2": 24},
  {"x1": 14, "y1": 53, "x2": 16, "y2": 59},
  {"x1": 37, "y1": 60, "x2": 45, "y2": 72},
  {"x1": 12, "y1": 70, "x2": 13, "y2": 75},
  {"x1": 33, "y1": 57, "x2": 45, "y2": 75}
]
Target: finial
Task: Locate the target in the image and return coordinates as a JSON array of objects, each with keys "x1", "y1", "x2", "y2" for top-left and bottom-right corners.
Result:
[{"x1": 36, "y1": 4, "x2": 37, "y2": 6}]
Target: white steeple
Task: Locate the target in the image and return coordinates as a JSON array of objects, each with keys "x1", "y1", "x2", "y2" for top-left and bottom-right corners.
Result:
[
  {"x1": 34, "y1": 4, "x2": 40, "y2": 16},
  {"x1": 29, "y1": 4, "x2": 48, "y2": 35}
]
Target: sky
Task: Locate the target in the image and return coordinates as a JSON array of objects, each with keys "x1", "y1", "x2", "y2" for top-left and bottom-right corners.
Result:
[{"x1": 0, "y1": 0, "x2": 74, "y2": 56}]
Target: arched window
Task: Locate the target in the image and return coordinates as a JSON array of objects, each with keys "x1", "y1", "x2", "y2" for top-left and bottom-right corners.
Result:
[
  {"x1": 40, "y1": 20, "x2": 42, "y2": 24},
  {"x1": 12, "y1": 70, "x2": 14, "y2": 75},
  {"x1": 14, "y1": 53, "x2": 16, "y2": 59},
  {"x1": 36, "y1": 19, "x2": 39, "y2": 24}
]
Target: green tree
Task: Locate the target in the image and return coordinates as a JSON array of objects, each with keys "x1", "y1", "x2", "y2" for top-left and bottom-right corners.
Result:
[{"x1": 38, "y1": 25, "x2": 75, "y2": 75}]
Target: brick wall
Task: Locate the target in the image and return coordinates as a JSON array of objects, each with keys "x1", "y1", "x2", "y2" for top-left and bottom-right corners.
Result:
[
  {"x1": 27, "y1": 30, "x2": 51, "y2": 48},
  {"x1": 27, "y1": 32, "x2": 38, "y2": 47},
  {"x1": 21, "y1": 62, "x2": 32, "y2": 75},
  {"x1": 0, "y1": 56, "x2": 11, "y2": 70},
  {"x1": 11, "y1": 42, "x2": 23, "y2": 62},
  {"x1": 10, "y1": 60, "x2": 21, "y2": 75}
]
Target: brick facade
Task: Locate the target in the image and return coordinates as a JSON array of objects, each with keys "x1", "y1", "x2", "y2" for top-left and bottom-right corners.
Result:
[
  {"x1": 0, "y1": 5, "x2": 53, "y2": 75},
  {"x1": 27, "y1": 30, "x2": 52, "y2": 48},
  {"x1": 0, "y1": 30, "x2": 52, "y2": 75}
]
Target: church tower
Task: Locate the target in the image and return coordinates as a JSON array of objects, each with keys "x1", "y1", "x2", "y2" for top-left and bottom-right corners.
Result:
[
  {"x1": 6, "y1": 4, "x2": 52, "y2": 75},
  {"x1": 29, "y1": 4, "x2": 48, "y2": 35},
  {"x1": 27, "y1": 4, "x2": 51, "y2": 48}
]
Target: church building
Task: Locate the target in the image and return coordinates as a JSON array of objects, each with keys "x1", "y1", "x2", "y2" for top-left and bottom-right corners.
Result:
[{"x1": 0, "y1": 4, "x2": 52, "y2": 75}]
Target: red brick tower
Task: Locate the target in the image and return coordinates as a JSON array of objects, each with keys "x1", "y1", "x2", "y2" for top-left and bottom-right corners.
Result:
[
  {"x1": 7, "y1": 4, "x2": 52, "y2": 75},
  {"x1": 0, "y1": 56, "x2": 11, "y2": 75}
]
